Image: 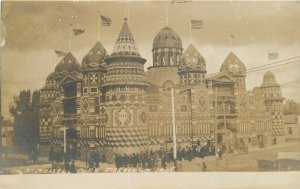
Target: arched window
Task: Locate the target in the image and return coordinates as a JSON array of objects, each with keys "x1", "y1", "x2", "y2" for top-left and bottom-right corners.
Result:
[{"x1": 112, "y1": 95, "x2": 117, "y2": 101}]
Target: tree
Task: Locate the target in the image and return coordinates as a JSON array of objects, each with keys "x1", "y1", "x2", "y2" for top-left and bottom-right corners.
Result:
[
  {"x1": 284, "y1": 99, "x2": 300, "y2": 115},
  {"x1": 9, "y1": 90, "x2": 40, "y2": 153}
]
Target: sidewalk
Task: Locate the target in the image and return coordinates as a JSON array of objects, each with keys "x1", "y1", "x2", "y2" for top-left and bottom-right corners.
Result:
[{"x1": 228, "y1": 141, "x2": 300, "y2": 157}]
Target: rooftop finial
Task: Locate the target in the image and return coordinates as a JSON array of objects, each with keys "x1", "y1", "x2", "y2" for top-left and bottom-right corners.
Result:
[{"x1": 124, "y1": 17, "x2": 128, "y2": 22}]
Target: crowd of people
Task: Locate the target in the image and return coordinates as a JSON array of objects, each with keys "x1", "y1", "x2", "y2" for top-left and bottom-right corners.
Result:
[
  {"x1": 46, "y1": 142, "x2": 238, "y2": 172},
  {"x1": 87, "y1": 152, "x2": 106, "y2": 172},
  {"x1": 113, "y1": 144, "x2": 217, "y2": 170}
]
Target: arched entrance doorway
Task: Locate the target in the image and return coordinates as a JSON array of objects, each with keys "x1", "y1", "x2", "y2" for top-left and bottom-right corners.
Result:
[{"x1": 217, "y1": 121, "x2": 237, "y2": 149}]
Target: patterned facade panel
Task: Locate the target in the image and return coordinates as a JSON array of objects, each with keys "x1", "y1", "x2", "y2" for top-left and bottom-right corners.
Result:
[
  {"x1": 106, "y1": 127, "x2": 148, "y2": 148},
  {"x1": 195, "y1": 90, "x2": 209, "y2": 112},
  {"x1": 112, "y1": 108, "x2": 134, "y2": 127},
  {"x1": 137, "y1": 109, "x2": 147, "y2": 126}
]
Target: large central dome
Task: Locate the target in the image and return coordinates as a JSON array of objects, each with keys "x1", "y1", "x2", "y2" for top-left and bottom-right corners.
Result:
[
  {"x1": 261, "y1": 71, "x2": 280, "y2": 87},
  {"x1": 153, "y1": 26, "x2": 182, "y2": 50},
  {"x1": 151, "y1": 27, "x2": 183, "y2": 67}
]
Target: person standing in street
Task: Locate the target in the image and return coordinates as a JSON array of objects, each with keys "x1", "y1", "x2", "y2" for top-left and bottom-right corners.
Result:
[
  {"x1": 69, "y1": 161, "x2": 76, "y2": 173},
  {"x1": 202, "y1": 162, "x2": 207, "y2": 172}
]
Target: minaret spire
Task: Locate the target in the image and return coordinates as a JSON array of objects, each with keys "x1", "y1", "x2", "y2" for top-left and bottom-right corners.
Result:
[{"x1": 110, "y1": 18, "x2": 140, "y2": 58}]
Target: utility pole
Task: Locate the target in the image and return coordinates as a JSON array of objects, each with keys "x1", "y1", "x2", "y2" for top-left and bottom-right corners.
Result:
[
  {"x1": 171, "y1": 87, "x2": 177, "y2": 169},
  {"x1": 51, "y1": 125, "x2": 54, "y2": 169},
  {"x1": 214, "y1": 87, "x2": 218, "y2": 171},
  {"x1": 0, "y1": 116, "x2": 3, "y2": 174},
  {"x1": 189, "y1": 88, "x2": 193, "y2": 146},
  {"x1": 223, "y1": 101, "x2": 229, "y2": 169}
]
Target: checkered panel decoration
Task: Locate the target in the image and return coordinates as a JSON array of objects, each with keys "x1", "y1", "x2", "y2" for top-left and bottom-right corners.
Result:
[
  {"x1": 272, "y1": 125, "x2": 285, "y2": 136},
  {"x1": 148, "y1": 138, "x2": 165, "y2": 145},
  {"x1": 40, "y1": 118, "x2": 51, "y2": 141},
  {"x1": 147, "y1": 136, "x2": 213, "y2": 145},
  {"x1": 272, "y1": 111, "x2": 283, "y2": 120},
  {"x1": 52, "y1": 139, "x2": 63, "y2": 145},
  {"x1": 78, "y1": 140, "x2": 107, "y2": 147},
  {"x1": 106, "y1": 127, "x2": 148, "y2": 148},
  {"x1": 40, "y1": 118, "x2": 51, "y2": 126},
  {"x1": 177, "y1": 136, "x2": 212, "y2": 143}
]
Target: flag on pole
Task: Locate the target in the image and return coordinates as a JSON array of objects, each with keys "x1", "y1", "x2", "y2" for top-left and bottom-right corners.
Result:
[
  {"x1": 54, "y1": 50, "x2": 67, "y2": 57},
  {"x1": 100, "y1": 15, "x2": 112, "y2": 26},
  {"x1": 191, "y1": 19, "x2": 203, "y2": 29},
  {"x1": 268, "y1": 52, "x2": 279, "y2": 60},
  {"x1": 73, "y1": 28, "x2": 85, "y2": 36}
]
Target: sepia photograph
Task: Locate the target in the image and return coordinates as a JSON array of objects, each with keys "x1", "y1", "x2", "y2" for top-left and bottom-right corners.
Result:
[{"x1": 0, "y1": 0, "x2": 300, "y2": 186}]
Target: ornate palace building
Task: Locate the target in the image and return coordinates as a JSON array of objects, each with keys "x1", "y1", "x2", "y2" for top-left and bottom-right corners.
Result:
[{"x1": 38, "y1": 18, "x2": 286, "y2": 159}]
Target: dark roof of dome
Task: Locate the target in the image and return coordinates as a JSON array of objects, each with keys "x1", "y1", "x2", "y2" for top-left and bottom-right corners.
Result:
[
  {"x1": 82, "y1": 41, "x2": 108, "y2": 70},
  {"x1": 46, "y1": 72, "x2": 57, "y2": 81},
  {"x1": 220, "y1": 52, "x2": 246, "y2": 75},
  {"x1": 179, "y1": 44, "x2": 206, "y2": 72},
  {"x1": 110, "y1": 18, "x2": 141, "y2": 58},
  {"x1": 46, "y1": 71, "x2": 65, "y2": 81},
  {"x1": 261, "y1": 71, "x2": 280, "y2": 87},
  {"x1": 153, "y1": 26, "x2": 182, "y2": 49},
  {"x1": 55, "y1": 52, "x2": 82, "y2": 73}
]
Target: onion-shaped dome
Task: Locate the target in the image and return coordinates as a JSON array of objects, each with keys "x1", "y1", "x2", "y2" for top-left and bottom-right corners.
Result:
[
  {"x1": 178, "y1": 44, "x2": 206, "y2": 72},
  {"x1": 220, "y1": 52, "x2": 246, "y2": 76},
  {"x1": 46, "y1": 72, "x2": 65, "y2": 83},
  {"x1": 42, "y1": 72, "x2": 63, "y2": 90},
  {"x1": 153, "y1": 27, "x2": 182, "y2": 50},
  {"x1": 261, "y1": 71, "x2": 280, "y2": 87},
  {"x1": 82, "y1": 41, "x2": 108, "y2": 71},
  {"x1": 55, "y1": 52, "x2": 82, "y2": 73},
  {"x1": 46, "y1": 72, "x2": 58, "y2": 81}
]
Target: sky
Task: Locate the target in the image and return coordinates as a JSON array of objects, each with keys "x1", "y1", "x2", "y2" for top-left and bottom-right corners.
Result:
[{"x1": 1, "y1": 1, "x2": 300, "y2": 118}]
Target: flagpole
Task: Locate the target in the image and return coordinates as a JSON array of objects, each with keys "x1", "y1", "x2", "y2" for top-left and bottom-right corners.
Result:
[
  {"x1": 127, "y1": 1, "x2": 130, "y2": 20},
  {"x1": 230, "y1": 27, "x2": 233, "y2": 49},
  {"x1": 69, "y1": 24, "x2": 72, "y2": 52},
  {"x1": 98, "y1": 12, "x2": 100, "y2": 41},
  {"x1": 189, "y1": 15, "x2": 192, "y2": 43},
  {"x1": 166, "y1": 5, "x2": 168, "y2": 26}
]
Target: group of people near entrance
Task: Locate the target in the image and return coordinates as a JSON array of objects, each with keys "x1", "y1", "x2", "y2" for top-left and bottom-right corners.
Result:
[
  {"x1": 115, "y1": 149, "x2": 159, "y2": 169},
  {"x1": 88, "y1": 152, "x2": 106, "y2": 172},
  {"x1": 114, "y1": 144, "x2": 216, "y2": 170},
  {"x1": 47, "y1": 142, "x2": 242, "y2": 172}
]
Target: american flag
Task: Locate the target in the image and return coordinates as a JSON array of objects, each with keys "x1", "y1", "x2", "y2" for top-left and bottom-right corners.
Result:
[
  {"x1": 54, "y1": 50, "x2": 67, "y2": 57},
  {"x1": 268, "y1": 52, "x2": 279, "y2": 60},
  {"x1": 73, "y1": 28, "x2": 85, "y2": 36},
  {"x1": 191, "y1": 19, "x2": 203, "y2": 29},
  {"x1": 100, "y1": 15, "x2": 112, "y2": 26}
]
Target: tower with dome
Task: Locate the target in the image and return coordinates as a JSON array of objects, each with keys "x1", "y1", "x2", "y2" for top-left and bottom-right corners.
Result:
[
  {"x1": 260, "y1": 71, "x2": 285, "y2": 143},
  {"x1": 37, "y1": 19, "x2": 285, "y2": 160}
]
